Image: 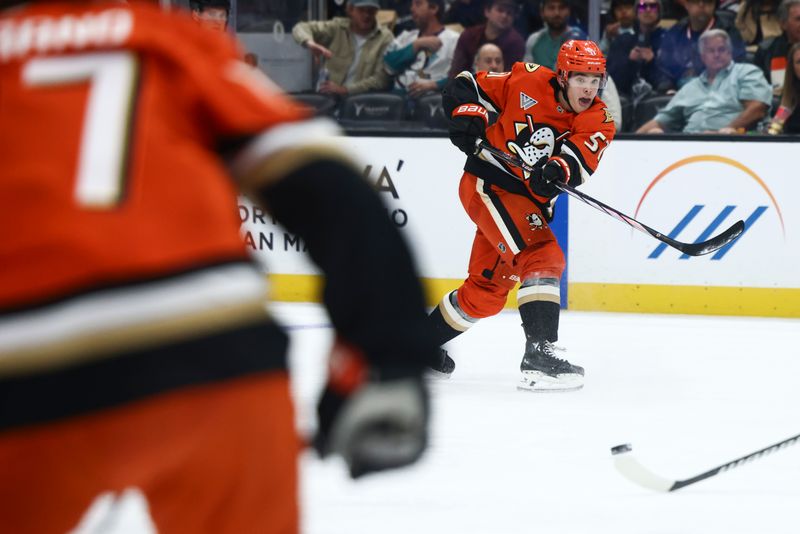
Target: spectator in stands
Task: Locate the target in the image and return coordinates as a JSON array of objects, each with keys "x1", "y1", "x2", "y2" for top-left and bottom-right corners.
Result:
[
  {"x1": 473, "y1": 42, "x2": 505, "y2": 71},
  {"x1": 292, "y1": 0, "x2": 393, "y2": 96},
  {"x1": 767, "y1": 41, "x2": 800, "y2": 132},
  {"x1": 754, "y1": 0, "x2": 800, "y2": 94},
  {"x1": 524, "y1": 0, "x2": 587, "y2": 70},
  {"x1": 654, "y1": 0, "x2": 746, "y2": 93},
  {"x1": 385, "y1": 0, "x2": 460, "y2": 97},
  {"x1": 607, "y1": 0, "x2": 666, "y2": 97},
  {"x1": 599, "y1": 0, "x2": 638, "y2": 54},
  {"x1": 444, "y1": 0, "x2": 487, "y2": 28},
  {"x1": 736, "y1": 0, "x2": 782, "y2": 45},
  {"x1": 638, "y1": 29, "x2": 772, "y2": 133},
  {"x1": 191, "y1": 0, "x2": 229, "y2": 32},
  {"x1": 448, "y1": 0, "x2": 526, "y2": 77}
]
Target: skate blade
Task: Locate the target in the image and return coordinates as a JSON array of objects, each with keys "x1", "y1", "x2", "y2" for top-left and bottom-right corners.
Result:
[{"x1": 517, "y1": 371, "x2": 584, "y2": 392}]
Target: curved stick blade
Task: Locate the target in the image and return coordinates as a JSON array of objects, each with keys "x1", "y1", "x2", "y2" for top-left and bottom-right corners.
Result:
[
  {"x1": 611, "y1": 444, "x2": 676, "y2": 492},
  {"x1": 666, "y1": 220, "x2": 746, "y2": 257}
]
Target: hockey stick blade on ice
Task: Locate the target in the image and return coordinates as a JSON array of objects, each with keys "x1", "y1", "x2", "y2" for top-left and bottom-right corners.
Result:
[
  {"x1": 477, "y1": 141, "x2": 745, "y2": 256},
  {"x1": 610, "y1": 432, "x2": 800, "y2": 492}
]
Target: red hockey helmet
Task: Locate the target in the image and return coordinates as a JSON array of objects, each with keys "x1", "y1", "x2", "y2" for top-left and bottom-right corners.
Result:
[{"x1": 556, "y1": 40, "x2": 606, "y2": 88}]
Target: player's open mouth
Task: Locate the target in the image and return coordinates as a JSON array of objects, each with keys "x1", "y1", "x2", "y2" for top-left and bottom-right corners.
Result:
[{"x1": 578, "y1": 97, "x2": 592, "y2": 107}]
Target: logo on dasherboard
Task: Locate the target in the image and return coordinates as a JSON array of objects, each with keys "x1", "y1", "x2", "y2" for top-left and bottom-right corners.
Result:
[{"x1": 634, "y1": 155, "x2": 785, "y2": 260}]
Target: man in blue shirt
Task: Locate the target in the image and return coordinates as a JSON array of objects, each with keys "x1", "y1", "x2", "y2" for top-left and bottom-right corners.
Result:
[{"x1": 637, "y1": 29, "x2": 772, "y2": 133}]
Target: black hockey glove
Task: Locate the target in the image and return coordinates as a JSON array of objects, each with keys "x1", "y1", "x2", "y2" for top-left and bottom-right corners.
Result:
[
  {"x1": 313, "y1": 339, "x2": 429, "y2": 479},
  {"x1": 448, "y1": 103, "x2": 488, "y2": 155},
  {"x1": 527, "y1": 156, "x2": 571, "y2": 199}
]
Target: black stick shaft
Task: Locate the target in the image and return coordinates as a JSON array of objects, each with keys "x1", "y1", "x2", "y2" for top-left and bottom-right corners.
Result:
[
  {"x1": 671, "y1": 432, "x2": 800, "y2": 491},
  {"x1": 477, "y1": 142, "x2": 744, "y2": 256}
]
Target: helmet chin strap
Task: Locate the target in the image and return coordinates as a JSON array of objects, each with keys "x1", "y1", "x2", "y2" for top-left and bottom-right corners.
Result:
[{"x1": 557, "y1": 81, "x2": 576, "y2": 113}]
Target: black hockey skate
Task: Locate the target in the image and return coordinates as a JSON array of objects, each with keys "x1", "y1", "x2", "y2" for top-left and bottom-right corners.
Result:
[
  {"x1": 518, "y1": 339, "x2": 584, "y2": 392},
  {"x1": 428, "y1": 348, "x2": 455, "y2": 379}
]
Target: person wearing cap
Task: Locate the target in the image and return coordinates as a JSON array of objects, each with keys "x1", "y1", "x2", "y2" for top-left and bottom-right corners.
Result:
[
  {"x1": 524, "y1": 0, "x2": 587, "y2": 71},
  {"x1": 292, "y1": 0, "x2": 393, "y2": 95},
  {"x1": 448, "y1": 0, "x2": 526, "y2": 77}
]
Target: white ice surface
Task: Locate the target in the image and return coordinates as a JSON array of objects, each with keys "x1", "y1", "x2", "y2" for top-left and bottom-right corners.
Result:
[{"x1": 273, "y1": 303, "x2": 800, "y2": 534}]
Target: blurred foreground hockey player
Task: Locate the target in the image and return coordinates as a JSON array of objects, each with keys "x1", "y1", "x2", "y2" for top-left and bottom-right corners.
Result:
[
  {"x1": 428, "y1": 40, "x2": 616, "y2": 391},
  {"x1": 0, "y1": 1, "x2": 435, "y2": 532}
]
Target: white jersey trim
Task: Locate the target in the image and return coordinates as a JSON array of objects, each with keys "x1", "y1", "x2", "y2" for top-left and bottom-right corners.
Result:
[
  {"x1": 517, "y1": 284, "x2": 560, "y2": 300},
  {"x1": 560, "y1": 144, "x2": 591, "y2": 185},
  {"x1": 229, "y1": 117, "x2": 342, "y2": 180},
  {"x1": 461, "y1": 70, "x2": 499, "y2": 114},
  {"x1": 440, "y1": 291, "x2": 475, "y2": 331},
  {"x1": 476, "y1": 178, "x2": 521, "y2": 255},
  {"x1": 0, "y1": 263, "x2": 268, "y2": 357}
]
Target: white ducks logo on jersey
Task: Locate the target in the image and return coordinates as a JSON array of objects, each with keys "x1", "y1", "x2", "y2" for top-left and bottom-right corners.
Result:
[
  {"x1": 525, "y1": 212, "x2": 544, "y2": 230},
  {"x1": 506, "y1": 115, "x2": 556, "y2": 177}
]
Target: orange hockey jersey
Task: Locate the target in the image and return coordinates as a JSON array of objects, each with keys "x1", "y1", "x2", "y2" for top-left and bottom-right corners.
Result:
[
  {"x1": 0, "y1": 2, "x2": 314, "y2": 377},
  {"x1": 0, "y1": 2, "x2": 309, "y2": 311},
  {"x1": 452, "y1": 62, "x2": 616, "y2": 192}
]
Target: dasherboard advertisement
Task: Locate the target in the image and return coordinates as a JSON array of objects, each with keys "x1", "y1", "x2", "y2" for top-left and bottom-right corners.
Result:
[
  {"x1": 568, "y1": 139, "x2": 798, "y2": 317},
  {"x1": 240, "y1": 136, "x2": 480, "y2": 304}
]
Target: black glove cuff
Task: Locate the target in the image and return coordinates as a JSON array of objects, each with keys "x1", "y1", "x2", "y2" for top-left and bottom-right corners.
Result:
[{"x1": 449, "y1": 132, "x2": 479, "y2": 155}]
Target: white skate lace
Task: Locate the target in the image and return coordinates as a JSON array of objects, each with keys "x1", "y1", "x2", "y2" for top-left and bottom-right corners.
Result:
[{"x1": 540, "y1": 341, "x2": 571, "y2": 366}]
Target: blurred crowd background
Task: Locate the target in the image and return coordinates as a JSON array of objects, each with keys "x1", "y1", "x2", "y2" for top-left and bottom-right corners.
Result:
[{"x1": 183, "y1": 0, "x2": 800, "y2": 135}]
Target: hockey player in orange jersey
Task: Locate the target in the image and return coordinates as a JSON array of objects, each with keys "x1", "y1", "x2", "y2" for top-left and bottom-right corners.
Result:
[
  {"x1": 427, "y1": 40, "x2": 616, "y2": 391},
  {"x1": 0, "y1": 1, "x2": 435, "y2": 533}
]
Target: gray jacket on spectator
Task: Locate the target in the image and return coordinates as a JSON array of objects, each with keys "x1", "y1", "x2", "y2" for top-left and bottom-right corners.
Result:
[{"x1": 293, "y1": 17, "x2": 393, "y2": 94}]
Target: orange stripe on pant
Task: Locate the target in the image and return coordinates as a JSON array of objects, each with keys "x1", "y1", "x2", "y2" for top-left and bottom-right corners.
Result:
[
  {"x1": 455, "y1": 171, "x2": 565, "y2": 318},
  {"x1": 0, "y1": 372, "x2": 299, "y2": 534}
]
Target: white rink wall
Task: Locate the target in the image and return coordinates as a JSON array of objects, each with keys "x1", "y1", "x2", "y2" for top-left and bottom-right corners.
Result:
[
  {"x1": 569, "y1": 139, "x2": 799, "y2": 316},
  {"x1": 241, "y1": 136, "x2": 800, "y2": 318}
]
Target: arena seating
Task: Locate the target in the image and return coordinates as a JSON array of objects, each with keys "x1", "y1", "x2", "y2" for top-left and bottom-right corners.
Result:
[
  {"x1": 288, "y1": 91, "x2": 682, "y2": 135},
  {"x1": 631, "y1": 94, "x2": 674, "y2": 131},
  {"x1": 409, "y1": 93, "x2": 448, "y2": 130},
  {"x1": 289, "y1": 92, "x2": 339, "y2": 117},
  {"x1": 339, "y1": 93, "x2": 406, "y2": 122}
]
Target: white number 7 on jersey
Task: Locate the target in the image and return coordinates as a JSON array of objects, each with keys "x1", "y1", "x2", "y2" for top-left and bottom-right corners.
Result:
[{"x1": 23, "y1": 52, "x2": 138, "y2": 208}]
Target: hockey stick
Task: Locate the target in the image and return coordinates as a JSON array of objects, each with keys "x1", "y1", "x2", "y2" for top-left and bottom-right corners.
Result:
[
  {"x1": 610, "y1": 433, "x2": 800, "y2": 492},
  {"x1": 477, "y1": 141, "x2": 745, "y2": 256}
]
